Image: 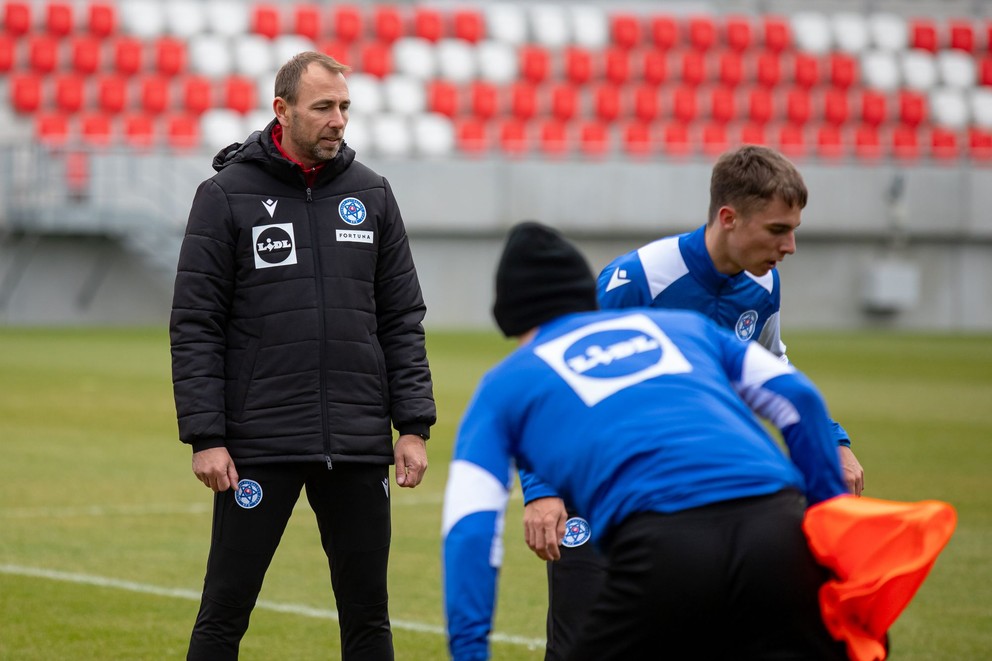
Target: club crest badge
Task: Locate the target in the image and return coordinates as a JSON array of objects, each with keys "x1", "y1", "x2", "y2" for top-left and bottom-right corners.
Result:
[
  {"x1": 735, "y1": 310, "x2": 759, "y2": 341},
  {"x1": 338, "y1": 197, "x2": 367, "y2": 225},
  {"x1": 235, "y1": 479, "x2": 263, "y2": 509},
  {"x1": 561, "y1": 516, "x2": 591, "y2": 548}
]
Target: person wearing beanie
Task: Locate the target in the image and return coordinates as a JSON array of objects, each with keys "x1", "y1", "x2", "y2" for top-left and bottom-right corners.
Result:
[
  {"x1": 441, "y1": 221, "x2": 854, "y2": 660},
  {"x1": 527, "y1": 145, "x2": 866, "y2": 661}
]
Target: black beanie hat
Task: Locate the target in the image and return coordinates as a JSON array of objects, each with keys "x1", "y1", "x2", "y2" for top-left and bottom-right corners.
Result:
[{"x1": 492, "y1": 221, "x2": 599, "y2": 337}]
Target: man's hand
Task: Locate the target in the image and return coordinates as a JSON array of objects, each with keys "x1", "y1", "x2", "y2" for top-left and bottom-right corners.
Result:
[
  {"x1": 192, "y1": 446, "x2": 239, "y2": 492},
  {"x1": 523, "y1": 497, "x2": 568, "y2": 561},
  {"x1": 394, "y1": 435, "x2": 428, "y2": 488},
  {"x1": 838, "y1": 445, "x2": 864, "y2": 496}
]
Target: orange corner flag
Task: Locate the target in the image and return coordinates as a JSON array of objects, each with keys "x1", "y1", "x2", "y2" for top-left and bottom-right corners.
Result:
[{"x1": 802, "y1": 495, "x2": 957, "y2": 661}]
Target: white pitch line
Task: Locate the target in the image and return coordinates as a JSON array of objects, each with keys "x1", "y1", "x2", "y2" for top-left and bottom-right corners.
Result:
[{"x1": 0, "y1": 564, "x2": 545, "y2": 650}]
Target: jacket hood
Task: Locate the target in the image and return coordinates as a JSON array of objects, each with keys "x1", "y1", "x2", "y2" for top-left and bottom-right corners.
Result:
[{"x1": 211, "y1": 118, "x2": 357, "y2": 183}]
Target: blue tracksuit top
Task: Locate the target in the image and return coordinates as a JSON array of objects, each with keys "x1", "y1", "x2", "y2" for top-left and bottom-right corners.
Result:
[{"x1": 442, "y1": 309, "x2": 847, "y2": 661}]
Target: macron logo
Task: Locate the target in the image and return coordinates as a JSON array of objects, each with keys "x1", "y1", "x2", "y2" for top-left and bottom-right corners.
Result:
[
  {"x1": 606, "y1": 267, "x2": 631, "y2": 292},
  {"x1": 262, "y1": 199, "x2": 277, "y2": 218}
]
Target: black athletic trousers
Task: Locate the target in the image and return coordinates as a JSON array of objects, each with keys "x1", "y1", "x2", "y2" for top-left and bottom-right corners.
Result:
[
  {"x1": 187, "y1": 462, "x2": 393, "y2": 661},
  {"x1": 552, "y1": 490, "x2": 849, "y2": 661}
]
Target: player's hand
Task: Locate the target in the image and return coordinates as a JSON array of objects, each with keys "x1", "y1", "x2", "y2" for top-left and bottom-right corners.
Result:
[
  {"x1": 523, "y1": 497, "x2": 568, "y2": 561},
  {"x1": 838, "y1": 445, "x2": 864, "y2": 496},
  {"x1": 192, "y1": 446, "x2": 239, "y2": 492},
  {"x1": 394, "y1": 434, "x2": 428, "y2": 488}
]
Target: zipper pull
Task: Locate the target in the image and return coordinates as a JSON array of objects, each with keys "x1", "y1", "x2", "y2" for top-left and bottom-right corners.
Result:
[
  {"x1": 325, "y1": 455, "x2": 333, "y2": 470},
  {"x1": 306, "y1": 187, "x2": 312, "y2": 202}
]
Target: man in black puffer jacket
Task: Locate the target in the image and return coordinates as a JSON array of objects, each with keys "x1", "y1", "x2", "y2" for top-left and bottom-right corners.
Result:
[{"x1": 170, "y1": 51, "x2": 435, "y2": 660}]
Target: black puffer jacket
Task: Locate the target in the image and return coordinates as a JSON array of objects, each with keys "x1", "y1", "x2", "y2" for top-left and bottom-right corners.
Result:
[{"x1": 170, "y1": 122, "x2": 435, "y2": 466}]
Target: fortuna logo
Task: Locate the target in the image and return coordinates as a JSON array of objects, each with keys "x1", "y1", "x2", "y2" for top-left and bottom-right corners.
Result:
[
  {"x1": 566, "y1": 334, "x2": 659, "y2": 374},
  {"x1": 262, "y1": 198, "x2": 277, "y2": 218},
  {"x1": 605, "y1": 267, "x2": 631, "y2": 292},
  {"x1": 735, "y1": 310, "x2": 759, "y2": 341}
]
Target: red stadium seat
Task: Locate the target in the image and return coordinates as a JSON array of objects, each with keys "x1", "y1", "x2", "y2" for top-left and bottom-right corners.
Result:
[
  {"x1": 3, "y1": 2, "x2": 32, "y2": 36},
  {"x1": 0, "y1": 34, "x2": 15, "y2": 72},
  {"x1": 930, "y1": 127, "x2": 960, "y2": 160},
  {"x1": 519, "y1": 45, "x2": 551, "y2": 84},
  {"x1": 69, "y1": 35, "x2": 102, "y2": 74},
  {"x1": 978, "y1": 56, "x2": 992, "y2": 86},
  {"x1": 468, "y1": 81, "x2": 499, "y2": 119},
  {"x1": 331, "y1": 4, "x2": 363, "y2": 43},
  {"x1": 745, "y1": 86, "x2": 776, "y2": 124},
  {"x1": 548, "y1": 83, "x2": 580, "y2": 121},
  {"x1": 859, "y1": 89, "x2": 888, "y2": 127},
  {"x1": 224, "y1": 75, "x2": 258, "y2": 114},
  {"x1": 112, "y1": 37, "x2": 145, "y2": 75},
  {"x1": 537, "y1": 118, "x2": 569, "y2": 157},
  {"x1": 898, "y1": 90, "x2": 927, "y2": 127},
  {"x1": 122, "y1": 111, "x2": 157, "y2": 148},
  {"x1": 853, "y1": 124, "x2": 883, "y2": 160},
  {"x1": 724, "y1": 16, "x2": 753, "y2": 52},
  {"x1": 373, "y1": 5, "x2": 405, "y2": 43},
  {"x1": 508, "y1": 81, "x2": 539, "y2": 119},
  {"x1": 814, "y1": 123, "x2": 845, "y2": 159},
  {"x1": 577, "y1": 120, "x2": 610, "y2": 156},
  {"x1": 968, "y1": 127, "x2": 992, "y2": 160},
  {"x1": 631, "y1": 83, "x2": 662, "y2": 122},
  {"x1": 564, "y1": 46, "x2": 594, "y2": 85},
  {"x1": 622, "y1": 120, "x2": 654, "y2": 156},
  {"x1": 412, "y1": 7, "x2": 443, "y2": 42},
  {"x1": 891, "y1": 124, "x2": 921, "y2": 161},
  {"x1": 27, "y1": 34, "x2": 60, "y2": 73},
  {"x1": 95, "y1": 74, "x2": 129, "y2": 113},
  {"x1": 454, "y1": 116, "x2": 489, "y2": 154},
  {"x1": 592, "y1": 83, "x2": 623, "y2": 122},
  {"x1": 948, "y1": 20, "x2": 975, "y2": 53},
  {"x1": 293, "y1": 4, "x2": 322, "y2": 41},
  {"x1": 317, "y1": 39, "x2": 351, "y2": 65},
  {"x1": 452, "y1": 9, "x2": 484, "y2": 43},
  {"x1": 496, "y1": 117, "x2": 529, "y2": 156},
  {"x1": 251, "y1": 4, "x2": 281, "y2": 39},
  {"x1": 180, "y1": 74, "x2": 213, "y2": 115},
  {"x1": 736, "y1": 121, "x2": 766, "y2": 146},
  {"x1": 660, "y1": 121, "x2": 691, "y2": 157},
  {"x1": 36, "y1": 111, "x2": 70, "y2": 146},
  {"x1": 706, "y1": 85, "x2": 738, "y2": 124},
  {"x1": 649, "y1": 16, "x2": 679, "y2": 50},
  {"x1": 784, "y1": 87, "x2": 813, "y2": 125},
  {"x1": 603, "y1": 47, "x2": 632, "y2": 85},
  {"x1": 775, "y1": 122, "x2": 807, "y2": 159},
  {"x1": 687, "y1": 16, "x2": 718, "y2": 51},
  {"x1": 670, "y1": 84, "x2": 698, "y2": 123},
  {"x1": 154, "y1": 37, "x2": 186, "y2": 76},
  {"x1": 822, "y1": 87, "x2": 850, "y2": 126},
  {"x1": 716, "y1": 50, "x2": 745, "y2": 87},
  {"x1": 754, "y1": 51, "x2": 782, "y2": 87},
  {"x1": 165, "y1": 112, "x2": 201, "y2": 150},
  {"x1": 54, "y1": 74, "x2": 87, "y2": 113},
  {"x1": 641, "y1": 50, "x2": 668, "y2": 85},
  {"x1": 792, "y1": 53, "x2": 820, "y2": 88},
  {"x1": 827, "y1": 53, "x2": 858, "y2": 89},
  {"x1": 700, "y1": 121, "x2": 729, "y2": 155},
  {"x1": 762, "y1": 15, "x2": 791, "y2": 52},
  {"x1": 10, "y1": 73, "x2": 43, "y2": 113},
  {"x1": 79, "y1": 111, "x2": 113, "y2": 146},
  {"x1": 45, "y1": 2, "x2": 74, "y2": 36},
  {"x1": 425, "y1": 79, "x2": 459, "y2": 117},
  {"x1": 138, "y1": 75, "x2": 172, "y2": 115},
  {"x1": 611, "y1": 14, "x2": 642, "y2": 50},
  {"x1": 909, "y1": 19, "x2": 938, "y2": 53},
  {"x1": 677, "y1": 49, "x2": 707, "y2": 86},
  {"x1": 356, "y1": 40, "x2": 392, "y2": 77},
  {"x1": 87, "y1": 2, "x2": 117, "y2": 37}
]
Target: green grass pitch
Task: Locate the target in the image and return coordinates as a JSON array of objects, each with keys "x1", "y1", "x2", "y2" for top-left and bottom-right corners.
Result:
[{"x1": 1, "y1": 327, "x2": 990, "y2": 659}]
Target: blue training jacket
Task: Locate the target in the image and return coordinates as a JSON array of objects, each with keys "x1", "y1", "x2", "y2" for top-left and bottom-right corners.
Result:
[{"x1": 442, "y1": 309, "x2": 847, "y2": 661}]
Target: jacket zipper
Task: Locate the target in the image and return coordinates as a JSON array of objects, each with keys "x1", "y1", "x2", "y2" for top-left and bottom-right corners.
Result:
[{"x1": 306, "y1": 185, "x2": 332, "y2": 470}]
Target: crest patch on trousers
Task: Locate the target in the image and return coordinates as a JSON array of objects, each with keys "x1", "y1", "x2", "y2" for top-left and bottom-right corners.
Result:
[
  {"x1": 235, "y1": 479, "x2": 263, "y2": 509},
  {"x1": 561, "y1": 517, "x2": 591, "y2": 547}
]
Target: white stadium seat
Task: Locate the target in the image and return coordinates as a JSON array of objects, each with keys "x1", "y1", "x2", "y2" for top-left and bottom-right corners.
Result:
[
  {"x1": 476, "y1": 39, "x2": 518, "y2": 84},
  {"x1": 791, "y1": 12, "x2": 833, "y2": 55},
  {"x1": 929, "y1": 87, "x2": 969, "y2": 129},
  {"x1": 188, "y1": 34, "x2": 233, "y2": 77},
  {"x1": 232, "y1": 35, "x2": 274, "y2": 78},
  {"x1": 200, "y1": 108, "x2": 245, "y2": 151},
  {"x1": 969, "y1": 88, "x2": 992, "y2": 128},
  {"x1": 570, "y1": 5, "x2": 609, "y2": 49},
  {"x1": 412, "y1": 112, "x2": 456, "y2": 157},
  {"x1": 832, "y1": 12, "x2": 870, "y2": 54},
  {"x1": 271, "y1": 35, "x2": 317, "y2": 69},
  {"x1": 868, "y1": 13, "x2": 908, "y2": 52},
  {"x1": 392, "y1": 37, "x2": 437, "y2": 80},
  {"x1": 346, "y1": 73, "x2": 385, "y2": 117},
  {"x1": 861, "y1": 50, "x2": 901, "y2": 92},
  {"x1": 900, "y1": 50, "x2": 938, "y2": 91},
  {"x1": 243, "y1": 108, "x2": 273, "y2": 134},
  {"x1": 530, "y1": 4, "x2": 570, "y2": 48},
  {"x1": 381, "y1": 74, "x2": 427, "y2": 115},
  {"x1": 435, "y1": 38, "x2": 477, "y2": 84},
  {"x1": 165, "y1": 0, "x2": 207, "y2": 39},
  {"x1": 485, "y1": 4, "x2": 528, "y2": 45},
  {"x1": 937, "y1": 50, "x2": 976, "y2": 89},
  {"x1": 120, "y1": 0, "x2": 167, "y2": 39},
  {"x1": 371, "y1": 113, "x2": 413, "y2": 157},
  {"x1": 343, "y1": 114, "x2": 371, "y2": 154},
  {"x1": 206, "y1": 0, "x2": 249, "y2": 38}
]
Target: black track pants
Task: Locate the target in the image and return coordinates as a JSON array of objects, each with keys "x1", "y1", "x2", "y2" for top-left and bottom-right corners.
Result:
[{"x1": 187, "y1": 462, "x2": 393, "y2": 661}]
